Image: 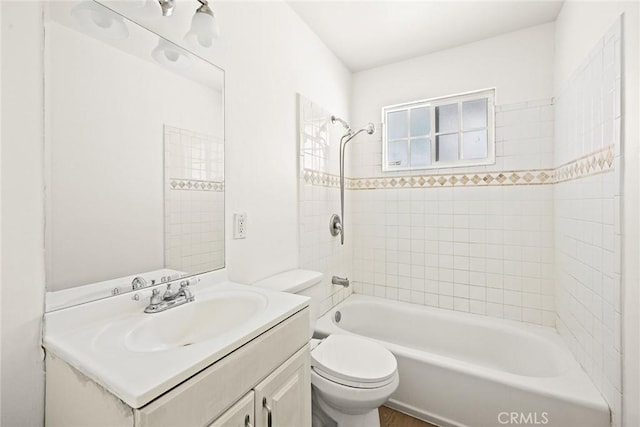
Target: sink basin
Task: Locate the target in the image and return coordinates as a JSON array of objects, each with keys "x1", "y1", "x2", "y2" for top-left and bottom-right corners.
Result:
[
  {"x1": 45, "y1": 278, "x2": 310, "y2": 408},
  {"x1": 125, "y1": 291, "x2": 268, "y2": 352}
]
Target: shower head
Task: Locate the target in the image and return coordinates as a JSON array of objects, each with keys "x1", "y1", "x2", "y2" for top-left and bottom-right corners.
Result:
[
  {"x1": 332, "y1": 115, "x2": 375, "y2": 140},
  {"x1": 365, "y1": 122, "x2": 375, "y2": 135},
  {"x1": 331, "y1": 115, "x2": 351, "y2": 132},
  {"x1": 346, "y1": 123, "x2": 376, "y2": 141}
]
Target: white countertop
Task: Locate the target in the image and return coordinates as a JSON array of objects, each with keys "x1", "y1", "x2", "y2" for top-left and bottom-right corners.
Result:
[{"x1": 43, "y1": 273, "x2": 309, "y2": 408}]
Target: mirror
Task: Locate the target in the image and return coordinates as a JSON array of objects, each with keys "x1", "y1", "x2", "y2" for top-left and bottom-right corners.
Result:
[{"x1": 44, "y1": 0, "x2": 225, "y2": 309}]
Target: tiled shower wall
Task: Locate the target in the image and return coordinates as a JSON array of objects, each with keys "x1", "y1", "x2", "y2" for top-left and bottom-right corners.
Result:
[
  {"x1": 554, "y1": 19, "x2": 622, "y2": 421},
  {"x1": 164, "y1": 125, "x2": 225, "y2": 275},
  {"x1": 296, "y1": 17, "x2": 623, "y2": 425},
  {"x1": 298, "y1": 95, "x2": 353, "y2": 315},
  {"x1": 350, "y1": 100, "x2": 557, "y2": 326}
]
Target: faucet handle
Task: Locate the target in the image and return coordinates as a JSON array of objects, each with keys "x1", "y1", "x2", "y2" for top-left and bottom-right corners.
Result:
[
  {"x1": 150, "y1": 288, "x2": 163, "y2": 305},
  {"x1": 179, "y1": 279, "x2": 196, "y2": 302},
  {"x1": 163, "y1": 283, "x2": 178, "y2": 300},
  {"x1": 180, "y1": 278, "x2": 199, "y2": 288}
]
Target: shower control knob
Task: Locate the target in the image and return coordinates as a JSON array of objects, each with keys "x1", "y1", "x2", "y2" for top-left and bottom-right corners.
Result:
[{"x1": 329, "y1": 214, "x2": 342, "y2": 237}]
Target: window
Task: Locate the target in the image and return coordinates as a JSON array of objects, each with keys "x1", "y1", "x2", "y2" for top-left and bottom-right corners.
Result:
[{"x1": 382, "y1": 89, "x2": 495, "y2": 171}]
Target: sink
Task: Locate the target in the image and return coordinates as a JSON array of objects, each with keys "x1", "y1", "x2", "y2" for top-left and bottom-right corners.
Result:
[
  {"x1": 44, "y1": 278, "x2": 309, "y2": 408},
  {"x1": 125, "y1": 291, "x2": 268, "y2": 352}
]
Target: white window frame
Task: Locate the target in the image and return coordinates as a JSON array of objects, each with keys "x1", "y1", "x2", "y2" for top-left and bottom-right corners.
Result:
[{"x1": 381, "y1": 88, "x2": 496, "y2": 172}]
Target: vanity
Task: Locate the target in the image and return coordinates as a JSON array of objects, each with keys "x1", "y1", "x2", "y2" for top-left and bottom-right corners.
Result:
[
  {"x1": 40, "y1": 2, "x2": 309, "y2": 425},
  {"x1": 43, "y1": 273, "x2": 311, "y2": 427}
]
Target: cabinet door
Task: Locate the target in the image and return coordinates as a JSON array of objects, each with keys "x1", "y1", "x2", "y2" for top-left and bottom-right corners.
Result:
[
  {"x1": 254, "y1": 346, "x2": 311, "y2": 427},
  {"x1": 208, "y1": 391, "x2": 254, "y2": 427}
]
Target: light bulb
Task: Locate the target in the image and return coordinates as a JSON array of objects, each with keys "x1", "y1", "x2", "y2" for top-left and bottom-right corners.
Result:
[
  {"x1": 126, "y1": 0, "x2": 162, "y2": 20},
  {"x1": 71, "y1": 0, "x2": 129, "y2": 39},
  {"x1": 185, "y1": 6, "x2": 219, "y2": 49},
  {"x1": 151, "y1": 38, "x2": 192, "y2": 70}
]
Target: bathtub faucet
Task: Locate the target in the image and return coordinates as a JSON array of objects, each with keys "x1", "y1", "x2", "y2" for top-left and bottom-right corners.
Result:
[{"x1": 332, "y1": 276, "x2": 349, "y2": 288}]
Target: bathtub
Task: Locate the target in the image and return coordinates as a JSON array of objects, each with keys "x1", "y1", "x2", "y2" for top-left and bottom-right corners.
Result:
[{"x1": 315, "y1": 295, "x2": 610, "y2": 427}]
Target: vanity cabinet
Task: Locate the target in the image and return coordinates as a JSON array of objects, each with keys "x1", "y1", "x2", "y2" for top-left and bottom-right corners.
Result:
[
  {"x1": 208, "y1": 345, "x2": 310, "y2": 427},
  {"x1": 45, "y1": 308, "x2": 311, "y2": 427},
  {"x1": 208, "y1": 392, "x2": 254, "y2": 427},
  {"x1": 253, "y1": 345, "x2": 310, "y2": 427}
]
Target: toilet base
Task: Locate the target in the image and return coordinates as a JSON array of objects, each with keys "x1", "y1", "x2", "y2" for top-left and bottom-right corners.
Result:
[{"x1": 312, "y1": 387, "x2": 380, "y2": 427}]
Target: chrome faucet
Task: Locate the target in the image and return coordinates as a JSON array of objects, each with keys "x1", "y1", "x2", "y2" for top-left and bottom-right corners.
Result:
[
  {"x1": 331, "y1": 276, "x2": 349, "y2": 287},
  {"x1": 131, "y1": 276, "x2": 148, "y2": 290},
  {"x1": 144, "y1": 279, "x2": 197, "y2": 313}
]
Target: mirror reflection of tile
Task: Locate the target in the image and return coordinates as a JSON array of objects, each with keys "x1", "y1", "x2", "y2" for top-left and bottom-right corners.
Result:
[
  {"x1": 164, "y1": 125, "x2": 224, "y2": 274},
  {"x1": 299, "y1": 95, "x2": 332, "y2": 174}
]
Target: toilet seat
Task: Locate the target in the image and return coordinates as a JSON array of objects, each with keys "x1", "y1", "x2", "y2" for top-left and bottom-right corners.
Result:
[{"x1": 311, "y1": 334, "x2": 397, "y2": 389}]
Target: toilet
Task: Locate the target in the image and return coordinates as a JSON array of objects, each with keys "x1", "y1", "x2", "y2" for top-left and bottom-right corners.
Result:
[{"x1": 254, "y1": 270, "x2": 399, "y2": 427}]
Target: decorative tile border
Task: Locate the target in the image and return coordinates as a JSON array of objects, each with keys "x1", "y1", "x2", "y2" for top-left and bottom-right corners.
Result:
[
  {"x1": 301, "y1": 145, "x2": 614, "y2": 190},
  {"x1": 554, "y1": 145, "x2": 614, "y2": 183},
  {"x1": 301, "y1": 169, "x2": 341, "y2": 188},
  {"x1": 169, "y1": 178, "x2": 224, "y2": 192},
  {"x1": 347, "y1": 169, "x2": 554, "y2": 189}
]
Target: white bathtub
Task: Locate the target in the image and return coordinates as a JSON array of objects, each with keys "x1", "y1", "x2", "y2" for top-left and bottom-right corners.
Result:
[{"x1": 315, "y1": 295, "x2": 610, "y2": 427}]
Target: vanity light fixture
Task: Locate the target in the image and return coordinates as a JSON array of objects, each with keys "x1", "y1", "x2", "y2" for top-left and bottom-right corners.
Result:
[
  {"x1": 151, "y1": 38, "x2": 193, "y2": 69},
  {"x1": 155, "y1": 0, "x2": 220, "y2": 48},
  {"x1": 158, "y1": 0, "x2": 175, "y2": 16},
  {"x1": 185, "y1": 0, "x2": 220, "y2": 48},
  {"x1": 71, "y1": 0, "x2": 129, "y2": 39},
  {"x1": 128, "y1": 0, "x2": 163, "y2": 20}
]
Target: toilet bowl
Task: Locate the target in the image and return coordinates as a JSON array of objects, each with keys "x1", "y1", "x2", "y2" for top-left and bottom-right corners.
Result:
[
  {"x1": 310, "y1": 335, "x2": 399, "y2": 427},
  {"x1": 253, "y1": 270, "x2": 399, "y2": 427}
]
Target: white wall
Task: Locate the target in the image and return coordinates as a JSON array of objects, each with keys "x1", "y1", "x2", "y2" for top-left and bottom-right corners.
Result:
[
  {"x1": 210, "y1": 1, "x2": 351, "y2": 284},
  {"x1": 351, "y1": 22, "x2": 554, "y2": 140},
  {"x1": 0, "y1": 0, "x2": 3, "y2": 421},
  {"x1": 349, "y1": 23, "x2": 554, "y2": 179},
  {"x1": 0, "y1": 1, "x2": 351, "y2": 424},
  {"x1": 1, "y1": 2, "x2": 45, "y2": 426},
  {"x1": 554, "y1": 3, "x2": 640, "y2": 426}
]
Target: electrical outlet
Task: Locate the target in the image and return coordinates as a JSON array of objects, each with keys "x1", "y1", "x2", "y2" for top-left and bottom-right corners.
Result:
[{"x1": 234, "y1": 212, "x2": 247, "y2": 239}]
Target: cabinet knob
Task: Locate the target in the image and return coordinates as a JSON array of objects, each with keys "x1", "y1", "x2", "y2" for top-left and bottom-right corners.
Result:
[
  {"x1": 244, "y1": 414, "x2": 253, "y2": 427},
  {"x1": 262, "y1": 397, "x2": 272, "y2": 427}
]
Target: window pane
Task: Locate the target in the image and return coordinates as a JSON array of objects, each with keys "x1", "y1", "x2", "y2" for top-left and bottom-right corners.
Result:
[
  {"x1": 387, "y1": 110, "x2": 408, "y2": 140},
  {"x1": 462, "y1": 99, "x2": 487, "y2": 130},
  {"x1": 388, "y1": 140, "x2": 409, "y2": 168},
  {"x1": 436, "y1": 134, "x2": 458, "y2": 162},
  {"x1": 410, "y1": 107, "x2": 430, "y2": 136},
  {"x1": 436, "y1": 104, "x2": 458, "y2": 133},
  {"x1": 410, "y1": 138, "x2": 431, "y2": 168},
  {"x1": 462, "y1": 130, "x2": 487, "y2": 160}
]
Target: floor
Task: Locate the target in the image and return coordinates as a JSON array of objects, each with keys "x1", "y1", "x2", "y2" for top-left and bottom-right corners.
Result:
[{"x1": 379, "y1": 406, "x2": 438, "y2": 427}]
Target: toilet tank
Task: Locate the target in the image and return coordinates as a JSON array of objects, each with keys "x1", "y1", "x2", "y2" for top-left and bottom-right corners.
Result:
[{"x1": 253, "y1": 270, "x2": 324, "y2": 336}]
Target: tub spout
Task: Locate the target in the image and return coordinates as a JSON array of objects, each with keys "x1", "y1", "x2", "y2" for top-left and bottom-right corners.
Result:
[{"x1": 332, "y1": 276, "x2": 349, "y2": 287}]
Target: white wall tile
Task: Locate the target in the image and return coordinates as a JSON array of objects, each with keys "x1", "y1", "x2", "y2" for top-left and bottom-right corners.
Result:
[
  {"x1": 164, "y1": 127, "x2": 224, "y2": 274},
  {"x1": 298, "y1": 95, "x2": 353, "y2": 315},
  {"x1": 350, "y1": 100, "x2": 555, "y2": 326},
  {"x1": 554, "y1": 18, "x2": 622, "y2": 424}
]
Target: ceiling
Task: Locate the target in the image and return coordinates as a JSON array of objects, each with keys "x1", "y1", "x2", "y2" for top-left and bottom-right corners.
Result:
[{"x1": 287, "y1": 1, "x2": 564, "y2": 72}]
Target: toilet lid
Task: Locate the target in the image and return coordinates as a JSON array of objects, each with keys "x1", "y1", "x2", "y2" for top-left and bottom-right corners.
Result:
[{"x1": 311, "y1": 334, "x2": 397, "y2": 388}]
